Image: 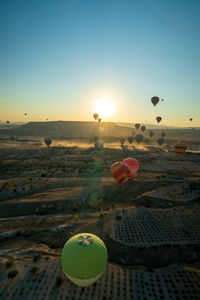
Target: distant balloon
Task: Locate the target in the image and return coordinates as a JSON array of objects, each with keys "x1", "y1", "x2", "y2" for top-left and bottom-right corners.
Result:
[
  {"x1": 127, "y1": 136, "x2": 134, "y2": 144},
  {"x1": 156, "y1": 116, "x2": 162, "y2": 123},
  {"x1": 25, "y1": 113, "x2": 27, "y2": 116},
  {"x1": 141, "y1": 125, "x2": 146, "y2": 132},
  {"x1": 93, "y1": 113, "x2": 99, "y2": 120},
  {"x1": 44, "y1": 137, "x2": 52, "y2": 147},
  {"x1": 144, "y1": 138, "x2": 150, "y2": 144},
  {"x1": 149, "y1": 130, "x2": 154, "y2": 138},
  {"x1": 161, "y1": 99, "x2": 164, "y2": 101},
  {"x1": 46, "y1": 118, "x2": 48, "y2": 121},
  {"x1": 190, "y1": 118, "x2": 193, "y2": 121},
  {"x1": 123, "y1": 158, "x2": 139, "y2": 179},
  {"x1": 98, "y1": 118, "x2": 101, "y2": 123},
  {"x1": 6, "y1": 121, "x2": 10, "y2": 124},
  {"x1": 135, "y1": 123, "x2": 140, "y2": 130},
  {"x1": 165, "y1": 144, "x2": 170, "y2": 151},
  {"x1": 161, "y1": 131, "x2": 166, "y2": 138},
  {"x1": 151, "y1": 96, "x2": 159, "y2": 107},
  {"x1": 135, "y1": 133, "x2": 144, "y2": 144},
  {"x1": 61, "y1": 233, "x2": 107, "y2": 287},
  {"x1": 157, "y1": 137, "x2": 164, "y2": 146},
  {"x1": 95, "y1": 141, "x2": 103, "y2": 150},
  {"x1": 120, "y1": 138, "x2": 125, "y2": 146},
  {"x1": 111, "y1": 162, "x2": 130, "y2": 184},
  {"x1": 175, "y1": 141, "x2": 187, "y2": 157}
]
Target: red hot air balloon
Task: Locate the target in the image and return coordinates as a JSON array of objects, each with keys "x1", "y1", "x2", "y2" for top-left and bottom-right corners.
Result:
[
  {"x1": 93, "y1": 113, "x2": 99, "y2": 120},
  {"x1": 123, "y1": 158, "x2": 139, "y2": 179},
  {"x1": 156, "y1": 116, "x2": 162, "y2": 123},
  {"x1": 141, "y1": 126, "x2": 146, "y2": 132},
  {"x1": 135, "y1": 123, "x2": 140, "y2": 130},
  {"x1": 111, "y1": 162, "x2": 130, "y2": 184},
  {"x1": 151, "y1": 96, "x2": 159, "y2": 106}
]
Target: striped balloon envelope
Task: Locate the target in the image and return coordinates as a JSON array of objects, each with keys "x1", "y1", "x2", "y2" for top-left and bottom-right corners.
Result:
[
  {"x1": 111, "y1": 162, "x2": 131, "y2": 184},
  {"x1": 174, "y1": 141, "x2": 187, "y2": 157}
]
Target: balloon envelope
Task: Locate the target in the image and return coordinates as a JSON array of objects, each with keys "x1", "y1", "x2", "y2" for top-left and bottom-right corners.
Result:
[
  {"x1": 175, "y1": 141, "x2": 187, "y2": 157},
  {"x1": 135, "y1": 134, "x2": 144, "y2": 144},
  {"x1": 157, "y1": 137, "x2": 164, "y2": 146},
  {"x1": 120, "y1": 137, "x2": 125, "y2": 145},
  {"x1": 44, "y1": 137, "x2": 52, "y2": 147},
  {"x1": 141, "y1": 126, "x2": 146, "y2": 132},
  {"x1": 144, "y1": 138, "x2": 150, "y2": 143},
  {"x1": 123, "y1": 158, "x2": 139, "y2": 178},
  {"x1": 156, "y1": 116, "x2": 162, "y2": 123},
  {"x1": 149, "y1": 130, "x2": 154, "y2": 138},
  {"x1": 111, "y1": 162, "x2": 130, "y2": 184},
  {"x1": 151, "y1": 96, "x2": 159, "y2": 106},
  {"x1": 61, "y1": 233, "x2": 107, "y2": 287},
  {"x1": 93, "y1": 113, "x2": 99, "y2": 120},
  {"x1": 98, "y1": 118, "x2": 101, "y2": 123},
  {"x1": 161, "y1": 131, "x2": 166, "y2": 138},
  {"x1": 127, "y1": 136, "x2": 134, "y2": 144},
  {"x1": 135, "y1": 123, "x2": 140, "y2": 130}
]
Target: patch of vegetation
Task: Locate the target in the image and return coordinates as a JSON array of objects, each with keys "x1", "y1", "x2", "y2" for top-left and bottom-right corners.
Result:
[
  {"x1": 7, "y1": 269, "x2": 18, "y2": 279},
  {"x1": 5, "y1": 260, "x2": 14, "y2": 268},
  {"x1": 55, "y1": 275, "x2": 63, "y2": 287},
  {"x1": 31, "y1": 266, "x2": 40, "y2": 274},
  {"x1": 33, "y1": 254, "x2": 41, "y2": 262}
]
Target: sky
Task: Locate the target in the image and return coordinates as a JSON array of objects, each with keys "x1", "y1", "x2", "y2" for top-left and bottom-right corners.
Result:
[{"x1": 0, "y1": 0, "x2": 200, "y2": 127}]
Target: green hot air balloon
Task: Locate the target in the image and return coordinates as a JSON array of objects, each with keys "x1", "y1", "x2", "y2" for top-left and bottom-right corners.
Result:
[
  {"x1": 135, "y1": 123, "x2": 140, "y2": 130},
  {"x1": 61, "y1": 233, "x2": 108, "y2": 287}
]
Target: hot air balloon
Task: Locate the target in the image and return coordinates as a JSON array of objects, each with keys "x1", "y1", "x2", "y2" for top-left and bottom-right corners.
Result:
[
  {"x1": 175, "y1": 141, "x2": 187, "y2": 157},
  {"x1": 135, "y1": 134, "x2": 144, "y2": 144},
  {"x1": 149, "y1": 130, "x2": 154, "y2": 138},
  {"x1": 6, "y1": 121, "x2": 10, "y2": 124},
  {"x1": 161, "y1": 131, "x2": 166, "y2": 138},
  {"x1": 93, "y1": 113, "x2": 99, "y2": 120},
  {"x1": 157, "y1": 137, "x2": 164, "y2": 146},
  {"x1": 123, "y1": 158, "x2": 139, "y2": 179},
  {"x1": 120, "y1": 138, "x2": 125, "y2": 146},
  {"x1": 111, "y1": 162, "x2": 130, "y2": 184},
  {"x1": 44, "y1": 137, "x2": 52, "y2": 147},
  {"x1": 190, "y1": 118, "x2": 193, "y2": 121},
  {"x1": 25, "y1": 113, "x2": 27, "y2": 116},
  {"x1": 98, "y1": 118, "x2": 101, "y2": 123},
  {"x1": 61, "y1": 233, "x2": 107, "y2": 287},
  {"x1": 95, "y1": 141, "x2": 103, "y2": 150},
  {"x1": 141, "y1": 126, "x2": 146, "y2": 132},
  {"x1": 127, "y1": 136, "x2": 134, "y2": 144},
  {"x1": 144, "y1": 138, "x2": 150, "y2": 144},
  {"x1": 135, "y1": 123, "x2": 140, "y2": 130},
  {"x1": 156, "y1": 116, "x2": 162, "y2": 123},
  {"x1": 46, "y1": 118, "x2": 48, "y2": 121},
  {"x1": 151, "y1": 96, "x2": 159, "y2": 107},
  {"x1": 161, "y1": 99, "x2": 164, "y2": 101}
]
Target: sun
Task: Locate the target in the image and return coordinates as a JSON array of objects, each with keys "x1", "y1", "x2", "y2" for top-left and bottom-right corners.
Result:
[{"x1": 94, "y1": 97, "x2": 115, "y2": 118}]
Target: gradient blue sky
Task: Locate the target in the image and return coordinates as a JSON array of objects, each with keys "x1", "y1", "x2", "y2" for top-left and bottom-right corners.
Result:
[{"x1": 0, "y1": 0, "x2": 200, "y2": 126}]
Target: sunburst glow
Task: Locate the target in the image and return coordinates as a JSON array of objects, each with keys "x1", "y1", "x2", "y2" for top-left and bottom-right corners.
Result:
[{"x1": 94, "y1": 98, "x2": 115, "y2": 118}]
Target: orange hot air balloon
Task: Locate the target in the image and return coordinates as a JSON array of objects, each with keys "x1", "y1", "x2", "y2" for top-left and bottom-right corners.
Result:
[
  {"x1": 174, "y1": 141, "x2": 187, "y2": 157},
  {"x1": 111, "y1": 162, "x2": 130, "y2": 184},
  {"x1": 93, "y1": 113, "x2": 99, "y2": 120},
  {"x1": 123, "y1": 158, "x2": 139, "y2": 179}
]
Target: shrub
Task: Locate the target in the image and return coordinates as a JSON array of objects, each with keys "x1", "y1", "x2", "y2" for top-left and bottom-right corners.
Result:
[
  {"x1": 5, "y1": 260, "x2": 14, "y2": 268},
  {"x1": 33, "y1": 254, "x2": 41, "y2": 262},
  {"x1": 31, "y1": 266, "x2": 39, "y2": 274},
  {"x1": 7, "y1": 270, "x2": 18, "y2": 279},
  {"x1": 55, "y1": 275, "x2": 63, "y2": 287}
]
